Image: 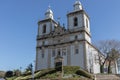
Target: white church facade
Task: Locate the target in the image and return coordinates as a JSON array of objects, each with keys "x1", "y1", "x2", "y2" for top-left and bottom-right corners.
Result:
[{"x1": 35, "y1": 0, "x2": 104, "y2": 74}]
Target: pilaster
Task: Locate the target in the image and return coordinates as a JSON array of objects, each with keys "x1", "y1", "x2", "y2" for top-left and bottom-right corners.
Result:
[{"x1": 67, "y1": 45, "x2": 71, "y2": 65}]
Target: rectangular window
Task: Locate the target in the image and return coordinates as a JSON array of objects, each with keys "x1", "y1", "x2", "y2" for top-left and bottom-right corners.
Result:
[
  {"x1": 58, "y1": 51, "x2": 61, "y2": 56},
  {"x1": 75, "y1": 48, "x2": 79, "y2": 54},
  {"x1": 94, "y1": 54, "x2": 98, "y2": 63},
  {"x1": 42, "y1": 41, "x2": 45, "y2": 45},
  {"x1": 42, "y1": 49, "x2": 44, "y2": 58},
  {"x1": 42, "y1": 53, "x2": 44, "y2": 58},
  {"x1": 74, "y1": 45, "x2": 79, "y2": 54},
  {"x1": 62, "y1": 49, "x2": 66, "y2": 56},
  {"x1": 52, "y1": 50, "x2": 55, "y2": 57}
]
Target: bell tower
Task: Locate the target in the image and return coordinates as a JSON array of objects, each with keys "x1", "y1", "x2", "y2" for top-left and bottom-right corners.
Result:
[
  {"x1": 67, "y1": 0, "x2": 91, "y2": 43},
  {"x1": 36, "y1": 6, "x2": 57, "y2": 70}
]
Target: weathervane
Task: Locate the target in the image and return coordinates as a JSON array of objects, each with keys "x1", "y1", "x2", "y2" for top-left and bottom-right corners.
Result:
[{"x1": 48, "y1": 4, "x2": 51, "y2": 9}]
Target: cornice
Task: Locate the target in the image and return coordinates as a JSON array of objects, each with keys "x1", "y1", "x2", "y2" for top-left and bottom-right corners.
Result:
[
  {"x1": 36, "y1": 39, "x2": 86, "y2": 49},
  {"x1": 38, "y1": 18, "x2": 57, "y2": 25},
  {"x1": 37, "y1": 27, "x2": 91, "y2": 40},
  {"x1": 67, "y1": 10, "x2": 90, "y2": 20}
]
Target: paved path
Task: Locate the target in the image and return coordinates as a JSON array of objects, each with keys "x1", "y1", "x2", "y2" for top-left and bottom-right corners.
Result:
[
  {"x1": 0, "y1": 78, "x2": 5, "y2": 80},
  {"x1": 95, "y1": 74, "x2": 120, "y2": 80}
]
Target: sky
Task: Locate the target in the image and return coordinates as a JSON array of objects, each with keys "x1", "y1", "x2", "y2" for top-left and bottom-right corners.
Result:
[{"x1": 0, "y1": 0, "x2": 120, "y2": 71}]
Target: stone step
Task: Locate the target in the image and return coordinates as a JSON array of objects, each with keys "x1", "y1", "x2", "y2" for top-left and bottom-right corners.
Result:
[{"x1": 95, "y1": 74, "x2": 120, "y2": 80}]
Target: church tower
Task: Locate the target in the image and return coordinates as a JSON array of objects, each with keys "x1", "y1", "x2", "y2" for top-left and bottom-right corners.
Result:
[
  {"x1": 37, "y1": 6, "x2": 57, "y2": 36},
  {"x1": 36, "y1": 7, "x2": 58, "y2": 70},
  {"x1": 67, "y1": 0, "x2": 91, "y2": 43}
]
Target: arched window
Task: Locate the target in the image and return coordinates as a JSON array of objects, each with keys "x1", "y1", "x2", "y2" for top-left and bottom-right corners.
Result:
[
  {"x1": 86, "y1": 19, "x2": 88, "y2": 28},
  {"x1": 43, "y1": 24, "x2": 46, "y2": 33},
  {"x1": 74, "y1": 17, "x2": 78, "y2": 26}
]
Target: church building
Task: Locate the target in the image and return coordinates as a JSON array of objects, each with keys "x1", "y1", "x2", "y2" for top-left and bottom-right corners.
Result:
[{"x1": 35, "y1": 0, "x2": 103, "y2": 74}]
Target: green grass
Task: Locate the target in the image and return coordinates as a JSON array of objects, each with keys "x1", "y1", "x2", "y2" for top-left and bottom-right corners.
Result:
[{"x1": 6, "y1": 76, "x2": 17, "y2": 80}]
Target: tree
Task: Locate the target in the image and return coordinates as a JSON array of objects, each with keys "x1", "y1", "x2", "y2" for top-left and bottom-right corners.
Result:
[
  {"x1": 24, "y1": 63, "x2": 33, "y2": 74},
  {"x1": 5, "y1": 71, "x2": 13, "y2": 78},
  {"x1": 96, "y1": 40, "x2": 120, "y2": 73},
  {"x1": 97, "y1": 53, "x2": 106, "y2": 73},
  {"x1": 107, "y1": 49, "x2": 120, "y2": 73},
  {"x1": 0, "y1": 71, "x2": 5, "y2": 78},
  {"x1": 13, "y1": 69, "x2": 21, "y2": 77}
]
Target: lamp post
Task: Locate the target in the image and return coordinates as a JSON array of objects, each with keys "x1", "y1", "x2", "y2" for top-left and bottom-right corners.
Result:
[
  {"x1": 62, "y1": 58, "x2": 64, "y2": 78},
  {"x1": 20, "y1": 67, "x2": 22, "y2": 76}
]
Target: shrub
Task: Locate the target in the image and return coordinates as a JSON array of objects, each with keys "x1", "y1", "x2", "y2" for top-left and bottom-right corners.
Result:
[
  {"x1": 76, "y1": 69, "x2": 93, "y2": 79},
  {"x1": 22, "y1": 71, "x2": 31, "y2": 76},
  {"x1": 5, "y1": 71, "x2": 13, "y2": 78},
  {"x1": 36, "y1": 68, "x2": 57, "y2": 78}
]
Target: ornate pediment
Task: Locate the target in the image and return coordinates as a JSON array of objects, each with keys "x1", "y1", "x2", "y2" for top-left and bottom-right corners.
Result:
[{"x1": 50, "y1": 25, "x2": 66, "y2": 36}]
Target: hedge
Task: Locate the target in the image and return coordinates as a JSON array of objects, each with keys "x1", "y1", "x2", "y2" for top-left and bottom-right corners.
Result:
[
  {"x1": 76, "y1": 69, "x2": 93, "y2": 79},
  {"x1": 63, "y1": 66, "x2": 80, "y2": 74}
]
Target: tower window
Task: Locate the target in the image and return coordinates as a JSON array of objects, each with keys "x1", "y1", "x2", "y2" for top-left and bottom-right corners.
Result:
[
  {"x1": 86, "y1": 19, "x2": 88, "y2": 28},
  {"x1": 74, "y1": 17, "x2": 78, "y2": 26},
  {"x1": 43, "y1": 24, "x2": 46, "y2": 33}
]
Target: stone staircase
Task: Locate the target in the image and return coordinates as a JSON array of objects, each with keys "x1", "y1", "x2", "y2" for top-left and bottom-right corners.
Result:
[{"x1": 95, "y1": 74, "x2": 120, "y2": 80}]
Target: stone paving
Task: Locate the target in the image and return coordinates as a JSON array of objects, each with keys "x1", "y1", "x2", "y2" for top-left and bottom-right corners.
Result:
[{"x1": 95, "y1": 74, "x2": 120, "y2": 80}]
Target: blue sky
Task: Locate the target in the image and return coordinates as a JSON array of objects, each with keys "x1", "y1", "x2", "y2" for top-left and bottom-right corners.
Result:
[{"x1": 0, "y1": 0, "x2": 120, "y2": 71}]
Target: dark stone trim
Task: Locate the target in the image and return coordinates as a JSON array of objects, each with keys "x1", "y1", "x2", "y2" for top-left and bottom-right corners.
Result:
[
  {"x1": 83, "y1": 41, "x2": 87, "y2": 70},
  {"x1": 35, "y1": 48, "x2": 39, "y2": 71},
  {"x1": 38, "y1": 18, "x2": 57, "y2": 25},
  {"x1": 36, "y1": 39, "x2": 86, "y2": 48}
]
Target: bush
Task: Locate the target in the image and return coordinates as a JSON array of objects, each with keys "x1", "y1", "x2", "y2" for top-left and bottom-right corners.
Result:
[
  {"x1": 63, "y1": 66, "x2": 80, "y2": 74},
  {"x1": 36, "y1": 68, "x2": 57, "y2": 79},
  {"x1": 5, "y1": 71, "x2": 13, "y2": 78},
  {"x1": 22, "y1": 71, "x2": 31, "y2": 76},
  {"x1": 76, "y1": 69, "x2": 93, "y2": 79}
]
